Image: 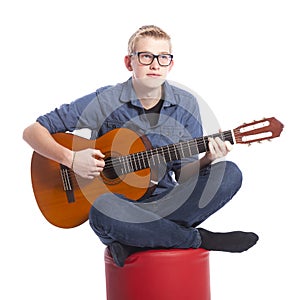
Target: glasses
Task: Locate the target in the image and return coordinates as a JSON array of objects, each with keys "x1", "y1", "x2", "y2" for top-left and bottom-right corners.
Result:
[{"x1": 132, "y1": 52, "x2": 173, "y2": 66}]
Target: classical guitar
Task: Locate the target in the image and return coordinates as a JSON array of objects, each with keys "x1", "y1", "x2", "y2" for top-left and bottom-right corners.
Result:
[{"x1": 31, "y1": 117, "x2": 283, "y2": 228}]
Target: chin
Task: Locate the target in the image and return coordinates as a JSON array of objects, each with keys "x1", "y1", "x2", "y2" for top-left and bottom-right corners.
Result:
[{"x1": 137, "y1": 77, "x2": 165, "y2": 89}]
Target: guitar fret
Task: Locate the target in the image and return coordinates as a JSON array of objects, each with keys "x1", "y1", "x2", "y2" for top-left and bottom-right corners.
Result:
[
  {"x1": 174, "y1": 144, "x2": 179, "y2": 160},
  {"x1": 137, "y1": 153, "x2": 142, "y2": 170},
  {"x1": 130, "y1": 153, "x2": 137, "y2": 171},
  {"x1": 145, "y1": 150, "x2": 151, "y2": 169},
  {"x1": 127, "y1": 155, "x2": 134, "y2": 173},
  {"x1": 133, "y1": 153, "x2": 139, "y2": 171},
  {"x1": 190, "y1": 139, "x2": 198, "y2": 156},
  {"x1": 163, "y1": 149, "x2": 167, "y2": 162},
  {"x1": 158, "y1": 148, "x2": 166, "y2": 163},
  {"x1": 149, "y1": 149, "x2": 155, "y2": 166},
  {"x1": 118, "y1": 156, "x2": 123, "y2": 173},
  {"x1": 122, "y1": 156, "x2": 129, "y2": 174},
  {"x1": 166, "y1": 145, "x2": 171, "y2": 161},
  {"x1": 140, "y1": 152, "x2": 148, "y2": 169},
  {"x1": 140, "y1": 152, "x2": 146, "y2": 169},
  {"x1": 194, "y1": 139, "x2": 199, "y2": 154},
  {"x1": 180, "y1": 143, "x2": 185, "y2": 158},
  {"x1": 118, "y1": 156, "x2": 124, "y2": 174},
  {"x1": 155, "y1": 149, "x2": 161, "y2": 164},
  {"x1": 187, "y1": 141, "x2": 192, "y2": 157},
  {"x1": 136, "y1": 152, "x2": 141, "y2": 170},
  {"x1": 116, "y1": 157, "x2": 124, "y2": 175}
]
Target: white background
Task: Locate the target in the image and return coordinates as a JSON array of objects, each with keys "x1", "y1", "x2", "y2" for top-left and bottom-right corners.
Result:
[{"x1": 1, "y1": 0, "x2": 299, "y2": 299}]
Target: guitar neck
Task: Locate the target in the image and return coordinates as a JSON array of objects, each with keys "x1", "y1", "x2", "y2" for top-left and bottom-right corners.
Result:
[
  {"x1": 110, "y1": 130, "x2": 234, "y2": 176},
  {"x1": 148, "y1": 130, "x2": 234, "y2": 164}
]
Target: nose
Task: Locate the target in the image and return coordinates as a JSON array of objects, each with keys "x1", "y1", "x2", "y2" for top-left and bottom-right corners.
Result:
[{"x1": 150, "y1": 57, "x2": 160, "y2": 69}]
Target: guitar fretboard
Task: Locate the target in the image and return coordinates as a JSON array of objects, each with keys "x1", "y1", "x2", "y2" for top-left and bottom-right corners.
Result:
[{"x1": 103, "y1": 130, "x2": 234, "y2": 177}]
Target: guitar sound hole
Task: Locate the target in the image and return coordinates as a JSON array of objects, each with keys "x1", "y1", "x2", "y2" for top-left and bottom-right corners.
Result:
[
  {"x1": 102, "y1": 167, "x2": 118, "y2": 180},
  {"x1": 102, "y1": 157, "x2": 120, "y2": 180}
]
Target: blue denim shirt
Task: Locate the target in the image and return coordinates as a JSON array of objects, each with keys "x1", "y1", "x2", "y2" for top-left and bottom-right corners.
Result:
[{"x1": 37, "y1": 78, "x2": 203, "y2": 195}]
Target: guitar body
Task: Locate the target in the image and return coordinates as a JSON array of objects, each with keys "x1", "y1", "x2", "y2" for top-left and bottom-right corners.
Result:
[{"x1": 31, "y1": 128, "x2": 153, "y2": 228}]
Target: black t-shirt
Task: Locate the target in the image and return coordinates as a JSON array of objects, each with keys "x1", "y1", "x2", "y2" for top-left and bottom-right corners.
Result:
[{"x1": 144, "y1": 99, "x2": 163, "y2": 127}]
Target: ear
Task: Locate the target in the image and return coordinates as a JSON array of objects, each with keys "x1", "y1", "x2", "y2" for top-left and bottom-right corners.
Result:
[{"x1": 124, "y1": 55, "x2": 133, "y2": 71}]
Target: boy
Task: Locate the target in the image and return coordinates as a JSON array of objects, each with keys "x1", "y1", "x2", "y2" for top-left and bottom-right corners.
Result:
[{"x1": 23, "y1": 25, "x2": 258, "y2": 267}]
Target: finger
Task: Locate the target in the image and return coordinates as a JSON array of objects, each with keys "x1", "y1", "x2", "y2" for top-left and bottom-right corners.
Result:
[
  {"x1": 91, "y1": 165, "x2": 103, "y2": 173},
  {"x1": 225, "y1": 141, "x2": 233, "y2": 152},
  {"x1": 209, "y1": 137, "x2": 223, "y2": 157},
  {"x1": 95, "y1": 159, "x2": 104, "y2": 166},
  {"x1": 95, "y1": 158, "x2": 105, "y2": 168},
  {"x1": 93, "y1": 149, "x2": 105, "y2": 159},
  {"x1": 88, "y1": 171, "x2": 101, "y2": 179},
  {"x1": 208, "y1": 138, "x2": 216, "y2": 155},
  {"x1": 215, "y1": 137, "x2": 227, "y2": 153}
]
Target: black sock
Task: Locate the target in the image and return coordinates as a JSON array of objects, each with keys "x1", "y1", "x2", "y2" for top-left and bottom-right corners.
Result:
[
  {"x1": 109, "y1": 242, "x2": 148, "y2": 267},
  {"x1": 198, "y1": 228, "x2": 259, "y2": 253}
]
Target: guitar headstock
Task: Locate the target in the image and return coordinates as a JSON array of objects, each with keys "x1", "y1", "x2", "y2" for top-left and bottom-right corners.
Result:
[{"x1": 233, "y1": 117, "x2": 284, "y2": 144}]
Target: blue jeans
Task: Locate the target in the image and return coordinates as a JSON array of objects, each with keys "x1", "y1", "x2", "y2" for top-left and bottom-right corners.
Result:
[{"x1": 89, "y1": 161, "x2": 242, "y2": 249}]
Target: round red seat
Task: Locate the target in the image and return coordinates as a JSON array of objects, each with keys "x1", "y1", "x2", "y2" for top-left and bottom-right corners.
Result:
[{"x1": 104, "y1": 247, "x2": 210, "y2": 300}]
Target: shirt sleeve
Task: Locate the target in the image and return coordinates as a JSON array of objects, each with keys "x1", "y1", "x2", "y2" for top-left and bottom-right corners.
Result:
[{"x1": 36, "y1": 92, "x2": 97, "y2": 133}]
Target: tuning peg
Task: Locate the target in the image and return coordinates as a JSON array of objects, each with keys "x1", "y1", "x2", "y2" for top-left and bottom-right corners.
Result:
[
  {"x1": 248, "y1": 143, "x2": 252, "y2": 147},
  {"x1": 257, "y1": 140, "x2": 262, "y2": 144},
  {"x1": 268, "y1": 139, "x2": 272, "y2": 142}
]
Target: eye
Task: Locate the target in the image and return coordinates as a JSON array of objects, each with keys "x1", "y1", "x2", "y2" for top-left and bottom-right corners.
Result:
[
  {"x1": 160, "y1": 55, "x2": 169, "y2": 60},
  {"x1": 160, "y1": 54, "x2": 172, "y2": 61},
  {"x1": 141, "y1": 53, "x2": 153, "y2": 60}
]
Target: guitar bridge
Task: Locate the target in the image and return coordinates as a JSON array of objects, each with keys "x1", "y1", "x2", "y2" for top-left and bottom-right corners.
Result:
[{"x1": 60, "y1": 164, "x2": 75, "y2": 203}]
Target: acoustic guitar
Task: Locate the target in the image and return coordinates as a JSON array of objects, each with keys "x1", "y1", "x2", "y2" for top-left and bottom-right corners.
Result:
[{"x1": 31, "y1": 117, "x2": 283, "y2": 228}]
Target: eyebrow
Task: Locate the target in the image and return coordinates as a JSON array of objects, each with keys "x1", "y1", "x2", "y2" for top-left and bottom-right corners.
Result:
[{"x1": 137, "y1": 51, "x2": 171, "y2": 54}]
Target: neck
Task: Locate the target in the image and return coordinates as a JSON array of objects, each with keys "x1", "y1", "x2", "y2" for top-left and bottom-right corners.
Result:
[
  {"x1": 132, "y1": 78, "x2": 162, "y2": 109},
  {"x1": 140, "y1": 98, "x2": 161, "y2": 110}
]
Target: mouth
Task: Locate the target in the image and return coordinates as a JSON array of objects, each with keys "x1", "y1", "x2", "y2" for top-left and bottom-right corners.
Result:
[{"x1": 147, "y1": 73, "x2": 161, "y2": 77}]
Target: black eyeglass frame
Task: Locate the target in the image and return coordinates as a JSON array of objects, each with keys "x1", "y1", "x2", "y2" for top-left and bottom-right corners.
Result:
[{"x1": 131, "y1": 52, "x2": 173, "y2": 67}]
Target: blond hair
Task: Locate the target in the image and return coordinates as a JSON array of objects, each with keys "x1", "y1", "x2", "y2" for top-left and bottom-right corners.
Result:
[{"x1": 127, "y1": 25, "x2": 172, "y2": 54}]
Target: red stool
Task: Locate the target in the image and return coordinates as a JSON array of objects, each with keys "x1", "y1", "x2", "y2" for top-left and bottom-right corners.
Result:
[{"x1": 104, "y1": 247, "x2": 210, "y2": 300}]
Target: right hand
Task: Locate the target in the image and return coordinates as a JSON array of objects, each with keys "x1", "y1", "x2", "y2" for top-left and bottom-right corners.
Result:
[{"x1": 71, "y1": 148, "x2": 105, "y2": 179}]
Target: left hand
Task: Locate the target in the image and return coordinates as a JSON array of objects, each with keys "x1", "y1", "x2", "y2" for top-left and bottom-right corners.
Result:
[{"x1": 205, "y1": 136, "x2": 233, "y2": 162}]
